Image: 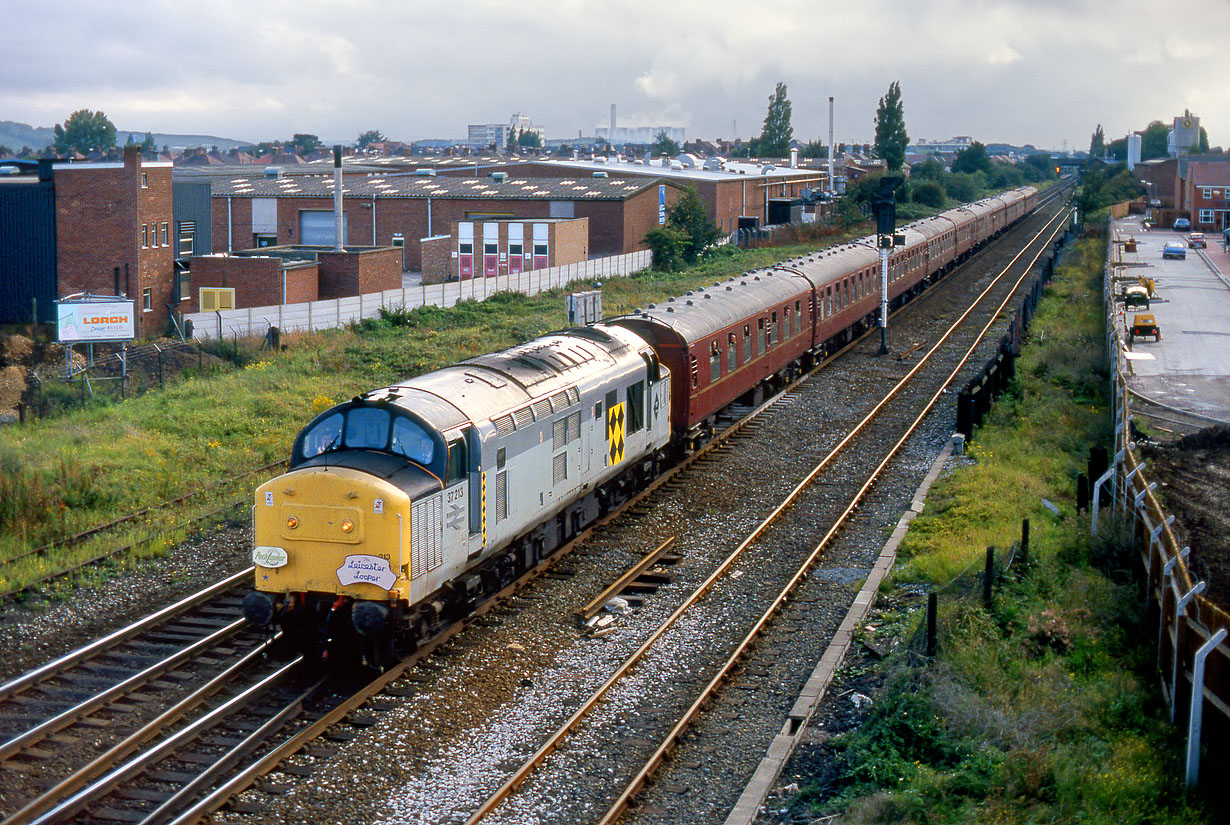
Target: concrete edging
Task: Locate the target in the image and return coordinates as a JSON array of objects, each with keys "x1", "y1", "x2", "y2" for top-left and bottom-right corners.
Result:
[{"x1": 722, "y1": 436, "x2": 957, "y2": 825}]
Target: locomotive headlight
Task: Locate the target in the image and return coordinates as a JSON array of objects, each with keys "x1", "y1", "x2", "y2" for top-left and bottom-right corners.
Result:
[
  {"x1": 340, "y1": 519, "x2": 355, "y2": 533},
  {"x1": 286, "y1": 516, "x2": 299, "y2": 529}
]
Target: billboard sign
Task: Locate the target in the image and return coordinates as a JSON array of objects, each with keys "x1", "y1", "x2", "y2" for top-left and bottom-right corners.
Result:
[{"x1": 56, "y1": 298, "x2": 136, "y2": 343}]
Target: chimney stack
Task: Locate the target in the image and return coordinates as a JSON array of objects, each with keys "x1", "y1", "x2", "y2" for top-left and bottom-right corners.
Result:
[{"x1": 333, "y1": 145, "x2": 344, "y2": 252}]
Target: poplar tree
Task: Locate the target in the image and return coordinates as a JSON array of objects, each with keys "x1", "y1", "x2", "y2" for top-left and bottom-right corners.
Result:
[
  {"x1": 873, "y1": 81, "x2": 909, "y2": 171},
  {"x1": 758, "y1": 82, "x2": 793, "y2": 158},
  {"x1": 1089, "y1": 124, "x2": 1106, "y2": 158}
]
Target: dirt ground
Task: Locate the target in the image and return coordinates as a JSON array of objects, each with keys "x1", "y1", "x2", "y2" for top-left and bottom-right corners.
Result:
[{"x1": 1141, "y1": 425, "x2": 1230, "y2": 609}]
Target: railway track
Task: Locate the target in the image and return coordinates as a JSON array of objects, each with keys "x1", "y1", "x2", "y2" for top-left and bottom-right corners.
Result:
[
  {"x1": 453, "y1": 197, "x2": 1073, "y2": 825},
  {"x1": 0, "y1": 186, "x2": 1073, "y2": 825}
]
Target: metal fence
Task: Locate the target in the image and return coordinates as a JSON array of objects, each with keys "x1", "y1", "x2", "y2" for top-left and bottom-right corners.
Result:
[
  {"x1": 1096, "y1": 214, "x2": 1229, "y2": 787},
  {"x1": 182, "y1": 250, "x2": 653, "y2": 341}
]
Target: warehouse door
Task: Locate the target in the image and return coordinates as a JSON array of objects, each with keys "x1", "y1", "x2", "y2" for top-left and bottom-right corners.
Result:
[{"x1": 299, "y1": 211, "x2": 346, "y2": 246}]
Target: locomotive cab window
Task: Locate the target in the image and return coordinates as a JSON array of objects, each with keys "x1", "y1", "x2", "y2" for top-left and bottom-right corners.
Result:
[
  {"x1": 345, "y1": 407, "x2": 391, "y2": 450},
  {"x1": 445, "y1": 438, "x2": 467, "y2": 484},
  {"x1": 391, "y1": 417, "x2": 435, "y2": 465},
  {"x1": 301, "y1": 413, "x2": 343, "y2": 457}
]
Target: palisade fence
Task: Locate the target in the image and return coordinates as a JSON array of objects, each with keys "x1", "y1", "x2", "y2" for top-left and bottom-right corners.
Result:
[
  {"x1": 182, "y1": 250, "x2": 653, "y2": 341},
  {"x1": 1097, "y1": 213, "x2": 1230, "y2": 787}
]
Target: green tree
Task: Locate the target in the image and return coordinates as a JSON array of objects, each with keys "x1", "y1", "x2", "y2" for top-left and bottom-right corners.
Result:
[
  {"x1": 951, "y1": 141, "x2": 993, "y2": 175},
  {"x1": 290, "y1": 133, "x2": 321, "y2": 155},
  {"x1": 358, "y1": 129, "x2": 386, "y2": 148},
  {"x1": 651, "y1": 130, "x2": 680, "y2": 157},
  {"x1": 873, "y1": 82, "x2": 909, "y2": 171},
  {"x1": 52, "y1": 109, "x2": 117, "y2": 154},
  {"x1": 1089, "y1": 124, "x2": 1105, "y2": 159},
  {"x1": 800, "y1": 140, "x2": 827, "y2": 159},
  {"x1": 645, "y1": 187, "x2": 721, "y2": 269},
  {"x1": 1107, "y1": 136, "x2": 1128, "y2": 161},
  {"x1": 1023, "y1": 153, "x2": 1057, "y2": 180},
  {"x1": 141, "y1": 132, "x2": 155, "y2": 155},
  {"x1": 1140, "y1": 121, "x2": 1169, "y2": 161},
  {"x1": 517, "y1": 130, "x2": 542, "y2": 149},
  {"x1": 758, "y1": 82, "x2": 793, "y2": 158},
  {"x1": 912, "y1": 157, "x2": 945, "y2": 181},
  {"x1": 1199, "y1": 126, "x2": 1210, "y2": 153}
]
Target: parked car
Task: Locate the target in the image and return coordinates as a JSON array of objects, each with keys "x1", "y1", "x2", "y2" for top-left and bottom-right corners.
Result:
[
  {"x1": 1173, "y1": 217, "x2": 1192, "y2": 231},
  {"x1": 1189, "y1": 232, "x2": 1206, "y2": 249},
  {"x1": 1163, "y1": 241, "x2": 1187, "y2": 260},
  {"x1": 1123, "y1": 284, "x2": 1150, "y2": 309}
]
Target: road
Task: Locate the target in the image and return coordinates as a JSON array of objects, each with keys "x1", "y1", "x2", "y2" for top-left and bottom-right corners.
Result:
[{"x1": 1113, "y1": 216, "x2": 1230, "y2": 421}]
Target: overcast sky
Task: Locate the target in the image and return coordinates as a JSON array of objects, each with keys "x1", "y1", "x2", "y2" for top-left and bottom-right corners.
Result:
[{"x1": 4, "y1": 0, "x2": 1227, "y2": 151}]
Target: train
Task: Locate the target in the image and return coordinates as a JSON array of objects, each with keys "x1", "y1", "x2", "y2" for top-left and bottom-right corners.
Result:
[{"x1": 243, "y1": 185, "x2": 1039, "y2": 667}]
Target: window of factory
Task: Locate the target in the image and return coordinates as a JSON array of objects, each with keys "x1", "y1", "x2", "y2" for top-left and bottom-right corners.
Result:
[
  {"x1": 727, "y1": 333, "x2": 737, "y2": 371},
  {"x1": 161, "y1": 222, "x2": 169, "y2": 246},
  {"x1": 1199, "y1": 209, "x2": 1213, "y2": 224},
  {"x1": 710, "y1": 342, "x2": 722, "y2": 382},
  {"x1": 1202, "y1": 188, "x2": 1212, "y2": 199},
  {"x1": 141, "y1": 172, "x2": 148, "y2": 188},
  {"x1": 141, "y1": 224, "x2": 148, "y2": 248},
  {"x1": 743, "y1": 325, "x2": 752, "y2": 361},
  {"x1": 178, "y1": 221, "x2": 195, "y2": 257},
  {"x1": 142, "y1": 288, "x2": 151, "y2": 311},
  {"x1": 627, "y1": 381, "x2": 644, "y2": 433},
  {"x1": 460, "y1": 242, "x2": 473, "y2": 255}
]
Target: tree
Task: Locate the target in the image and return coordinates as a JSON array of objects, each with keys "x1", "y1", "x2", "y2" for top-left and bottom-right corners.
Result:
[
  {"x1": 52, "y1": 109, "x2": 117, "y2": 154},
  {"x1": 1140, "y1": 121, "x2": 1169, "y2": 161},
  {"x1": 800, "y1": 140, "x2": 827, "y2": 159},
  {"x1": 290, "y1": 133, "x2": 321, "y2": 155},
  {"x1": 141, "y1": 132, "x2": 155, "y2": 155},
  {"x1": 911, "y1": 181, "x2": 945, "y2": 208},
  {"x1": 1089, "y1": 124, "x2": 1106, "y2": 159},
  {"x1": 951, "y1": 141, "x2": 993, "y2": 175},
  {"x1": 873, "y1": 82, "x2": 909, "y2": 171},
  {"x1": 1199, "y1": 126, "x2": 1210, "y2": 153},
  {"x1": 358, "y1": 129, "x2": 386, "y2": 149},
  {"x1": 645, "y1": 187, "x2": 721, "y2": 269},
  {"x1": 758, "y1": 82, "x2": 793, "y2": 158},
  {"x1": 1023, "y1": 153, "x2": 1056, "y2": 180},
  {"x1": 651, "y1": 130, "x2": 680, "y2": 157},
  {"x1": 517, "y1": 130, "x2": 542, "y2": 149},
  {"x1": 912, "y1": 157, "x2": 945, "y2": 180}
]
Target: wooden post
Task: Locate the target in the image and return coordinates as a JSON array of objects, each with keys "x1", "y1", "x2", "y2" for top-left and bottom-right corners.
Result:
[
  {"x1": 983, "y1": 547, "x2": 995, "y2": 608},
  {"x1": 926, "y1": 593, "x2": 937, "y2": 658}
]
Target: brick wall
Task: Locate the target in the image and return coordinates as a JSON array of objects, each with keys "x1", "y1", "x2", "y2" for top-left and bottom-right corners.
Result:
[
  {"x1": 421, "y1": 236, "x2": 451, "y2": 284},
  {"x1": 551, "y1": 218, "x2": 589, "y2": 264},
  {"x1": 188, "y1": 255, "x2": 319, "y2": 310},
  {"x1": 317, "y1": 248, "x2": 402, "y2": 298},
  {"x1": 54, "y1": 147, "x2": 175, "y2": 337}
]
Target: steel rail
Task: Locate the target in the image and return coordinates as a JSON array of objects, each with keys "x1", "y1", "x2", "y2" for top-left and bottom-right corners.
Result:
[
  {"x1": 464, "y1": 200, "x2": 1072, "y2": 825},
  {"x1": 577, "y1": 537, "x2": 677, "y2": 621},
  {"x1": 597, "y1": 205, "x2": 1073, "y2": 824},
  {"x1": 0, "y1": 567, "x2": 252, "y2": 701},
  {"x1": 19, "y1": 651, "x2": 301, "y2": 825},
  {"x1": 0, "y1": 618, "x2": 248, "y2": 761}
]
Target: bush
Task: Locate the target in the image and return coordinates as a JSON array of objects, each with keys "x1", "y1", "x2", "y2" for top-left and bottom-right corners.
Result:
[{"x1": 912, "y1": 181, "x2": 945, "y2": 208}]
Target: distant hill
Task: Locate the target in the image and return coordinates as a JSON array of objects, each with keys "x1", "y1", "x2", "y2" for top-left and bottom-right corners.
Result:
[{"x1": 0, "y1": 119, "x2": 251, "y2": 154}]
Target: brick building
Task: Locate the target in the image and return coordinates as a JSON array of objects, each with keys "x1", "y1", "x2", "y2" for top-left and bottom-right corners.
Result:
[
  {"x1": 204, "y1": 173, "x2": 684, "y2": 270},
  {"x1": 421, "y1": 217, "x2": 588, "y2": 284},
  {"x1": 440, "y1": 158, "x2": 824, "y2": 234},
  {"x1": 0, "y1": 146, "x2": 176, "y2": 336},
  {"x1": 1183, "y1": 160, "x2": 1230, "y2": 233},
  {"x1": 187, "y1": 246, "x2": 402, "y2": 311}
]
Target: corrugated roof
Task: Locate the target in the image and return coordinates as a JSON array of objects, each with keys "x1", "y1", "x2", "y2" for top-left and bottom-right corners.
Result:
[{"x1": 207, "y1": 174, "x2": 664, "y2": 201}]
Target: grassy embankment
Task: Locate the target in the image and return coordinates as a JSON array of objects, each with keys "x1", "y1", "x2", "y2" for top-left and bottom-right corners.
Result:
[
  {"x1": 0, "y1": 237, "x2": 847, "y2": 596},
  {"x1": 801, "y1": 228, "x2": 1220, "y2": 823}
]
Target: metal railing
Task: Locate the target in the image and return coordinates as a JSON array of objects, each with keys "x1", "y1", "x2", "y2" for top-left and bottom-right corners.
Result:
[{"x1": 1096, "y1": 213, "x2": 1229, "y2": 787}]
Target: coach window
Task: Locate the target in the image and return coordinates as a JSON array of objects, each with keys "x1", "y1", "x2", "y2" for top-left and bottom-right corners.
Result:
[
  {"x1": 844, "y1": 282, "x2": 850, "y2": 306},
  {"x1": 743, "y1": 325, "x2": 752, "y2": 361},
  {"x1": 710, "y1": 341, "x2": 722, "y2": 382},
  {"x1": 782, "y1": 307, "x2": 790, "y2": 338},
  {"x1": 757, "y1": 319, "x2": 766, "y2": 355},
  {"x1": 690, "y1": 354, "x2": 699, "y2": 389},
  {"x1": 795, "y1": 300, "x2": 803, "y2": 334},
  {"x1": 727, "y1": 333, "x2": 737, "y2": 371}
]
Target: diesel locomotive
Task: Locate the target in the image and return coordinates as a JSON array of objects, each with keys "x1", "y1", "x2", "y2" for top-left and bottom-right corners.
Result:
[{"x1": 243, "y1": 186, "x2": 1039, "y2": 666}]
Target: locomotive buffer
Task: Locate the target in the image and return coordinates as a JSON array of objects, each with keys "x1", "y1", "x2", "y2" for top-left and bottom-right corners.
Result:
[{"x1": 872, "y1": 176, "x2": 906, "y2": 355}]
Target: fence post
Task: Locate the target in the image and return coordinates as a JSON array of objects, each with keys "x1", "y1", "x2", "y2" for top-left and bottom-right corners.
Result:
[
  {"x1": 1171, "y1": 581, "x2": 1207, "y2": 723},
  {"x1": 1186, "y1": 628, "x2": 1228, "y2": 788},
  {"x1": 926, "y1": 593, "x2": 937, "y2": 657},
  {"x1": 983, "y1": 547, "x2": 995, "y2": 608}
]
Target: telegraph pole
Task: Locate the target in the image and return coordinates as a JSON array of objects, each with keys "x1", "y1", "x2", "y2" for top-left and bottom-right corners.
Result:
[{"x1": 871, "y1": 176, "x2": 905, "y2": 355}]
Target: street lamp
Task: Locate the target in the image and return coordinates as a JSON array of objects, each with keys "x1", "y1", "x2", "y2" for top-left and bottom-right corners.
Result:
[{"x1": 1141, "y1": 180, "x2": 1156, "y2": 224}]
